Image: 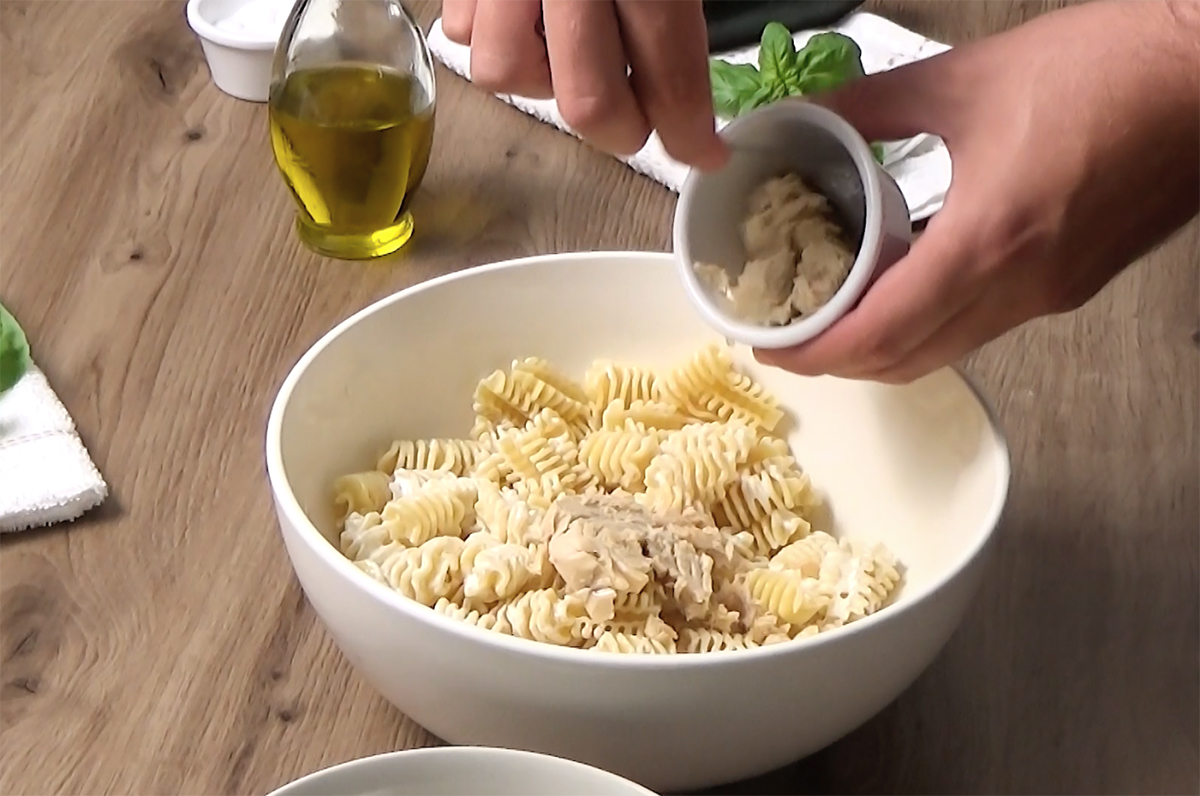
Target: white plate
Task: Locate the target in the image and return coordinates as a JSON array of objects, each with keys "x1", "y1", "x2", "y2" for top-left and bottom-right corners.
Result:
[{"x1": 266, "y1": 747, "x2": 659, "y2": 796}]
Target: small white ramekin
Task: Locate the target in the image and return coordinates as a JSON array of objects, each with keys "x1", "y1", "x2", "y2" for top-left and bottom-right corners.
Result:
[
  {"x1": 186, "y1": 0, "x2": 283, "y2": 103},
  {"x1": 673, "y1": 100, "x2": 913, "y2": 350}
]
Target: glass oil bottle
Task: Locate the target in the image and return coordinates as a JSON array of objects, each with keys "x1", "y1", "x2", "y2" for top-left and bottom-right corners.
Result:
[{"x1": 269, "y1": 0, "x2": 436, "y2": 260}]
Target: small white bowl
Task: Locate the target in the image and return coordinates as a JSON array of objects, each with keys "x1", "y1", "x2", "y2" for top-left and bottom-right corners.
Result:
[
  {"x1": 673, "y1": 101, "x2": 913, "y2": 350},
  {"x1": 265, "y1": 747, "x2": 659, "y2": 796},
  {"x1": 265, "y1": 251, "x2": 1010, "y2": 792},
  {"x1": 186, "y1": 0, "x2": 285, "y2": 102}
]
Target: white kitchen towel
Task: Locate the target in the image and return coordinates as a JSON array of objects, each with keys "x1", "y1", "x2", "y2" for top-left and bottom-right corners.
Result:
[
  {"x1": 427, "y1": 11, "x2": 954, "y2": 220},
  {"x1": 0, "y1": 364, "x2": 108, "y2": 533}
]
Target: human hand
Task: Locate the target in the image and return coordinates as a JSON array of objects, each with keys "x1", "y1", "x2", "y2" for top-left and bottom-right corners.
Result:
[
  {"x1": 757, "y1": 0, "x2": 1200, "y2": 384},
  {"x1": 441, "y1": 0, "x2": 728, "y2": 171}
]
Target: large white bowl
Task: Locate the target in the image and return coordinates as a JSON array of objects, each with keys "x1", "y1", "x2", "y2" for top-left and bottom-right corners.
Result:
[
  {"x1": 266, "y1": 747, "x2": 658, "y2": 796},
  {"x1": 265, "y1": 251, "x2": 1010, "y2": 793}
]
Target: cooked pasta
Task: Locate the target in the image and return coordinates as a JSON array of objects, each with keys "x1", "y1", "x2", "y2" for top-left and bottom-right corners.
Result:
[
  {"x1": 660, "y1": 343, "x2": 784, "y2": 432},
  {"x1": 474, "y1": 480, "x2": 540, "y2": 545},
  {"x1": 594, "y1": 630, "x2": 677, "y2": 654},
  {"x1": 769, "y1": 531, "x2": 841, "y2": 577},
  {"x1": 584, "y1": 360, "x2": 661, "y2": 417},
  {"x1": 377, "y1": 438, "x2": 485, "y2": 476},
  {"x1": 333, "y1": 343, "x2": 903, "y2": 654},
  {"x1": 340, "y1": 511, "x2": 389, "y2": 561},
  {"x1": 577, "y1": 421, "x2": 660, "y2": 492},
  {"x1": 676, "y1": 628, "x2": 759, "y2": 653},
  {"x1": 333, "y1": 471, "x2": 392, "y2": 519},
  {"x1": 462, "y1": 538, "x2": 537, "y2": 604},
  {"x1": 714, "y1": 458, "x2": 818, "y2": 547},
  {"x1": 494, "y1": 423, "x2": 589, "y2": 509},
  {"x1": 641, "y1": 421, "x2": 757, "y2": 512},
  {"x1": 743, "y1": 568, "x2": 829, "y2": 627},
  {"x1": 502, "y1": 588, "x2": 584, "y2": 645},
  {"x1": 379, "y1": 478, "x2": 476, "y2": 547},
  {"x1": 574, "y1": 614, "x2": 677, "y2": 646},
  {"x1": 599, "y1": 399, "x2": 690, "y2": 432},
  {"x1": 371, "y1": 536, "x2": 468, "y2": 606},
  {"x1": 432, "y1": 597, "x2": 512, "y2": 632},
  {"x1": 513, "y1": 357, "x2": 591, "y2": 406},
  {"x1": 474, "y1": 367, "x2": 590, "y2": 438}
]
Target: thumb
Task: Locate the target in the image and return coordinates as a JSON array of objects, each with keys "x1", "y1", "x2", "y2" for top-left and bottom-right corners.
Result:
[{"x1": 807, "y1": 51, "x2": 959, "y2": 143}]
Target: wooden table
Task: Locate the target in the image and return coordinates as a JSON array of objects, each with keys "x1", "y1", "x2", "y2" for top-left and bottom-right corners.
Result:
[{"x1": 1, "y1": 1, "x2": 1196, "y2": 793}]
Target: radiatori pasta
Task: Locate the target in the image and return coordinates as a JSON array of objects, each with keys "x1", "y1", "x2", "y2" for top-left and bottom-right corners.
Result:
[{"x1": 333, "y1": 342, "x2": 903, "y2": 654}]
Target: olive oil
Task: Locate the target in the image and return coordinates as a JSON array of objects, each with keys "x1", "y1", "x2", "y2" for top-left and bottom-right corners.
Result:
[{"x1": 268, "y1": 64, "x2": 435, "y2": 260}]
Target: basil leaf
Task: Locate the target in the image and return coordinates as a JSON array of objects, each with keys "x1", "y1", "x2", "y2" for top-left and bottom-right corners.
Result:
[
  {"x1": 871, "y1": 142, "x2": 886, "y2": 164},
  {"x1": 757, "y1": 22, "x2": 797, "y2": 84},
  {"x1": 710, "y1": 59, "x2": 762, "y2": 119},
  {"x1": 739, "y1": 80, "x2": 781, "y2": 115},
  {"x1": 707, "y1": 25, "x2": 872, "y2": 123},
  {"x1": 0, "y1": 302, "x2": 30, "y2": 395},
  {"x1": 789, "y1": 31, "x2": 866, "y2": 95}
]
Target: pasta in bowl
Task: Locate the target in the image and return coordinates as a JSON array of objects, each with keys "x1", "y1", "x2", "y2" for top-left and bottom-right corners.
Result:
[
  {"x1": 333, "y1": 344, "x2": 902, "y2": 653},
  {"x1": 265, "y1": 251, "x2": 1010, "y2": 793}
]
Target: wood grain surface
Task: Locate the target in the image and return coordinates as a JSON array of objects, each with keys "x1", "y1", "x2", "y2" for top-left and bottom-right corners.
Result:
[{"x1": 1, "y1": 1, "x2": 1196, "y2": 794}]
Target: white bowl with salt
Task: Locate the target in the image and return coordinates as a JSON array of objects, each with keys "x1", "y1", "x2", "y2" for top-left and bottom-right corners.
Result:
[{"x1": 186, "y1": 0, "x2": 293, "y2": 102}]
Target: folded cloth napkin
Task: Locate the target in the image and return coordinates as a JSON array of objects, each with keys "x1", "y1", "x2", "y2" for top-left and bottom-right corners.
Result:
[
  {"x1": 0, "y1": 364, "x2": 108, "y2": 533},
  {"x1": 426, "y1": 11, "x2": 954, "y2": 220}
]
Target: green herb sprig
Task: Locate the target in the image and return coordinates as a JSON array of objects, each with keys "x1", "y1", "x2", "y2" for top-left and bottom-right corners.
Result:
[
  {"x1": 710, "y1": 24, "x2": 885, "y2": 163},
  {"x1": 0, "y1": 302, "x2": 30, "y2": 396}
]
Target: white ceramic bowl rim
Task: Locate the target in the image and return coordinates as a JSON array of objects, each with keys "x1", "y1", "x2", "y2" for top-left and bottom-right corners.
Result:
[
  {"x1": 266, "y1": 746, "x2": 660, "y2": 796},
  {"x1": 265, "y1": 251, "x2": 1011, "y2": 669},
  {"x1": 186, "y1": 0, "x2": 281, "y2": 50},
  {"x1": 673, "y1": 101, "x2": 887, "y2": 349}
]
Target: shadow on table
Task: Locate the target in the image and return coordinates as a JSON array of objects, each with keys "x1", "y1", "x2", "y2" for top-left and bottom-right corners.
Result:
[
  {"x1": 678, "y1": 485, "x2": 1199, "y2": 795},
  {"x1": 355, "y1": 174, "x2": 552, "y2": 278}
]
